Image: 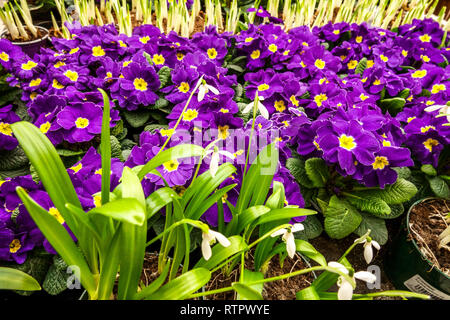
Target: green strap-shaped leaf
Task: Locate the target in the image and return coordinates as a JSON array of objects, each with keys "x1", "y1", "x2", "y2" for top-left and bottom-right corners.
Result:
[
  {"x1": 255, "y1": 207, "x2": 316, "y2": 226},
  {"x1": 232, "y1": 283, "x2": 263, "y2": 300},
  {"x1": 16, "y1": 187, "x2": 96, "y2": 296},
  {"x1": 89, "y1": 198, "x2": 146, "y2": 226},
  {"x1": 146, "y1": 187, "x2": 179, "y2": 219},
  {"x1": 98, "y1": 88, "x2": 111, "y2": 205},
  {"x1": 231, "y1": 205, "x2": 271, "y2": 235},
  {"x1": 147, "y1": 268, "x2": 211, "y2": 300},
  {"x1": 97, "y1": 226, "x2": 122, "y2": 300},
  {"x1": 265, "y1": 181, "x2": 285, "y2": 209},
  {"x1": 137, "y1": 144, "x2": 204, "y2": 180},
  {"x1": 0, "y1": 267, "x2": 41, "y2": 291},
  {"x1": 117, "y1": 167, "x2": 147, "y2": 300}
]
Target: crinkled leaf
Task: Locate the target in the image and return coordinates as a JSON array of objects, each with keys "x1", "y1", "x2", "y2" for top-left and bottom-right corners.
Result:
[
  {"x1": 354, "y1": 212, "x2": 388, "y2": 245},
  {"x1": 305, "y1": 158, "x2": 330, "y2": 188},
  {"x1": 324, "y1": 196, "x2": 362, "y2": 239}
]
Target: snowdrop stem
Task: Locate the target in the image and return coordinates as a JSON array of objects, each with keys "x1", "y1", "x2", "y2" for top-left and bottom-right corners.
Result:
[
  {"x1": 146, "y1": 218, "x2": 207, "y2": 247},
  {"x1": 189, "y1": 139, "x2": 218, "y2": 186},
  {"x1": 341, "y1": 229, "x2": 372, "y2": 259},
  {"x1": 247, "y1": 223, "x2": 292, "y2": 250},
  {"x1": 188, "y1": 265, "x2": 352, "y2": 299},
  {"x1": 157, "y1": 75, "x2": 204, "y2": 155}
]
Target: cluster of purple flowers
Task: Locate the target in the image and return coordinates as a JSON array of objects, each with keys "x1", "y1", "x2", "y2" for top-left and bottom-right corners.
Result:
[
  {"x1": 0, "y1": 148, "x2": 123, "y2": 263},
  {"x1": 0, "y1": 18, "x2": 449, "y2": 263}
]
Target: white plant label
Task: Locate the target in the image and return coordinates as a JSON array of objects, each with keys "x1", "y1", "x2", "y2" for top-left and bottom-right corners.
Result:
[{"x1": 404, "y1": 274, "x2": 450, "y2": 300}]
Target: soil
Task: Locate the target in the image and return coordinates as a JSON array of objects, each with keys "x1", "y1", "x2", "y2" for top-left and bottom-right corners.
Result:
[
  {"x1": 408, "y1": 198, "x2": 450, "y2": 277},
  {"x1": 201, "y1": 251, "x2": 314, "y2": 300}
]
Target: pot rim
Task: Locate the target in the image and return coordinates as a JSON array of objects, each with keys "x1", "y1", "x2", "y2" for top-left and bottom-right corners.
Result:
[
  {"x1": 2, "y1": 26, "x2": 50, "y2": 45},
  {"x1": 406, "y1": 197, "x2": 450, "y2": 280}
]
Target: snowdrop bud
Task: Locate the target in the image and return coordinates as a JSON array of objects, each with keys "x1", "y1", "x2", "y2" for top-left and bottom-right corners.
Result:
[{"x1": 363, "y1": 240, "x2": 380, "y2": 264}]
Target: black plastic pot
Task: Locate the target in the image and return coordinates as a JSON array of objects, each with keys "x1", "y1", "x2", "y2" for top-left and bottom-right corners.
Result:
[
  {"x1": 7, "y1": 26, "x2": 49, "y2": 58},
  {"x1": 384, "y1": 198, "x2": 450, "y2": 300}
]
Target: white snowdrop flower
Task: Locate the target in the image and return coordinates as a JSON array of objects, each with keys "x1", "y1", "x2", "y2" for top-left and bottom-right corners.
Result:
[
  {"x1": 424, "y1": 104, "x2": 450, "y2": 123},
  {"x1": 354, "y1": 238, "x2": 381, "y2": 264},
  {"x1": 197, "y1": 80, "x2": 219, "y2": 102},
  {"x1": 271, "y1": 223, "x2": 304, "y2": 258},
  {"x1": 328, "y1": 261, "x2": 377, "y2": 300},
  {"x1": 243, "y1": 96, "x2": 269, "y2": 119},
  {"x1": 201, "y1": 229, "x2": 231, "y2": 261},
  {"x1": 362, "y1": 239, "x2": 381, "y2": 264},
  {"x1": 204, "y1": 147, "x2": 235, "y2": 177}
]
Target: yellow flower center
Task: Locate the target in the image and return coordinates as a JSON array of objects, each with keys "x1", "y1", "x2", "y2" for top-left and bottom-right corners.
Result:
[
  {"x1": 420, "y1": 125, "x2": 435, "y2": 133},
  {"x1": 92, "y1": 46, "x2": 105, "y2": 57},
  {"x1": 355, "y1": 36, "x2": 363, "y2": 43},
  {"x1": 182, "y1": 109, "x2": 198, "y2": 121},
  {"x1": 423, "y1": 138, "x2": 439, "y2": 152},
  {"x1": 0, "y1": 122, "x2": 12, "y2": 136},
  {"x1": 75, "y1": 117, "x2": 89, "y2": 129},
  {"x1": 64, "y1": 70, "x2": 79, "y2": 82},
  {"x1": 421, "y1": 55, "x2": 430, "y2": 63},
  {"x1": 70, "y1": 163, "x2": 83, "y2": 173},
  {"x1": 93, "y1": 195, "x2": 102, "y2": 207},
  {"x1": 314, "y1": 59, "x2": 325, "y2": 69},
  {"x1": 314, "y1": 93, "x2": 328, "y2": 107},
  {"x1": 412, "y1": 70, "x2": 427, "y2": 78},
  {"x1": 54, "y1": 61, "x2": 66, "y2": 68},
  {"x1": 133, "y1": 78, "x2": 148, "y2": 91},
  {"x1": 339, "y1": 134, "x2": 356, "y2": 150},
  {"x1": 333, "y1": 29, "x2": 340, "y2": 35},
  {"x1": 431, "y1": 84, "x2": 445, "y2": 94},
  {"x1": 218, "y1": 125, "x2": 229, "y2": 139},
  {"x1": 257, "y1": 83, "x2": 270, "y2": 91},
  {"x1": 426, "y1": 100, "x2": 435, "y2": 106},
  {"x1": 29, "y1": 78, "x2": 42, "y2": 87},
  {"x1": 372, "y1": 156, "x2": 389, "y2": 170},
  {"x1": 163, "y1": 159, "x2": 179, "y2": 172},
  {"x1": 119, "y1": 40, "x2": 127, "y2": 47},
  {"x1": 382, "y1": 140, "x2": 391, "y2": 147},
  {"x1": 39, "y1": 122, "x2": 51, "y2": 134},
  {"x1": 347, "y1": 60, "x2": 358, "y2": 69},
  {"x1": 0, "y1": 52, "x2": 9, "y2": 62},
  {"x1": 160, "y1": 128, "x2": 174, "y2": 137},
  {"x1": 360, "y1": 93, "x2": 369, "y2": 101},
  {"x1": 366, "y1": 60, "x2": 374, "y2": 68},
  {"x1": 250, "y1": 50, "x2": 260, "y2": 59},
  {"x1": 123, "y1": 60, "x2": 132, "y2": 67},
  {"x1": 419, "y1": 34, "x2": 431, "y2": 42},
  {"x1": 300, "y1": 61, "x2": 306, "y2": 68},
  {"x1": 140, "y1": 36, "x2": 150, "y2": 44},
  {"x1": 178, "y1": 82, "x2": 190, "y2": 93},
  {"x1": 177, "y1": 52, "x2": 184, "y2": 61},
  {"x1": 106, "y1": 72, "x2": 112, "y2": 79},
  {"x1": 373, "y1": 79, "x2": 381, "y2": 85},
  {"x1": 69, "y1": 47, "x2": 80, "y2": 54},
  {"x1": 268, "y1": 44, "x2": 278, "y2": 53},
  {"x1": 207, "y1": 48, "x2": 218, "y2": 59},
  {"x1": 380, "y1": 54, "x2": 388, "y2": 62},
  {"x1": 152, "y1": 54, "x2": 165, "y2": 65},
  {"x1": 52, "y1": 79, "x2": 64, "y2": 89},
  {"x1": 21, "y1": 60, "x2": 37, "y2": 70},
  {"x1": 9, "y1": 239, "x2": 21, "y2": 253},
  {"x1": 245, "y1": 37, "x2": 253, "y2": 43},
  {"x1": 274, "y1": 100, "x2": 286, "y2": 112},
  {"x1": 290, "y1": 95, "x2": 299, "y2": 106},
  {"x1": 49, "y1": 207, "x2": 65, "y2": 224},
  {"x1": 407, "y1": 116, "x2": 416, "y2": 123},
  {"x1": 219, "y1": 108, "x2": 229, "y2": 113}
]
